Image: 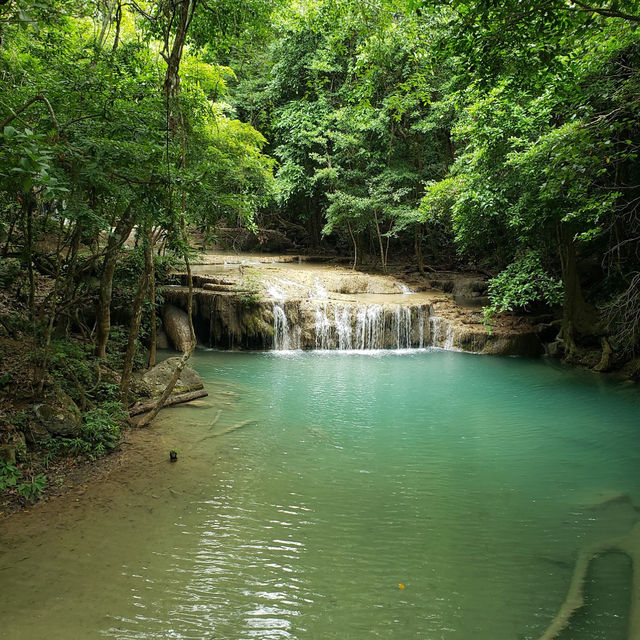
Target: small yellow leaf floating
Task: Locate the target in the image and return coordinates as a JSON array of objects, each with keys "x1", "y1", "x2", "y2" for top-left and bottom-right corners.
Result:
[{"x1": 398, "y1": 583, "x2": 405, "y2": 590}]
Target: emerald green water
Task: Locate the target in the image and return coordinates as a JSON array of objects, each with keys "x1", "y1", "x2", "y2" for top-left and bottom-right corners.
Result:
[{"x1": 1, "y1": 350, "x2": 639, "y2": 639}]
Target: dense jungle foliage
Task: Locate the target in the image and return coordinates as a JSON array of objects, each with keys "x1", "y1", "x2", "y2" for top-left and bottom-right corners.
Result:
[{"x1": 0, "y1": 0, "x2": 639, "y2": 498}]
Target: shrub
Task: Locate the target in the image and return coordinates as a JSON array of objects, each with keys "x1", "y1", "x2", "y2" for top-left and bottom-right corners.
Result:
[
  {"x1": 17, "y1": 473, "x2": 47, "y2": 504},
  {"x1": 483, "y1": 250, "x2": 563, "y2": 324},
  {"x1": 0, "y1": 461, "x2": 21, "y2": 491},
  {"x1": 53, "y1": 400, "x2": 127, "y2": 460}
]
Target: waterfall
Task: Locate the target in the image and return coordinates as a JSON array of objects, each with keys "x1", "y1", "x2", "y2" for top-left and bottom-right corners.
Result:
[
  {"x1": 273, "y1": 303, "x2": 291, "y2": 350},
  {"x1": 334, "y1": 307, "x2": 353, "y2": 350},
  {"x1": 355, "y1": 305, "x2": 383, "y2": 350},
  {"x1": 312, "y1": 277, "x2": 328, "y2": 300},
  {"x1": 429, "y1": 316, "x2": 456, "y2": 350},
  {"x1": 443, "y1": 323, "x2": 456, "y2": 350},
  {"x1": 268, "y1": 299, "x2": 457, "y2": 352},
  {"x1": 394, "y1": 306, "x2": 412, "y2": 349},
  {"x1": 314, "y1": 305, "x2": 332, "y2": 349}
]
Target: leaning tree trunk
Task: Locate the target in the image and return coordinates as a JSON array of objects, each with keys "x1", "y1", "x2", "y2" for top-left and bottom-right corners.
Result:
[
  {"x1": 137, "y1": 252, "x2": 194, "y2": 427},
  {"x1": 347, "y1": 221, "x2": 358, "y2": 270},
  {"x1": 23, "y1": 194, "x2": 36, "y2": 322},
  {"x1": 373, "y1": 211, "x2": 386, "y2": 272}
]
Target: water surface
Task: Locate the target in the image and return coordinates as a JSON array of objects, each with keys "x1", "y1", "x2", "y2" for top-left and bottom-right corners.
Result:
[{"x1": 1, "y1": 350, "x2": 639, "y2": 639}]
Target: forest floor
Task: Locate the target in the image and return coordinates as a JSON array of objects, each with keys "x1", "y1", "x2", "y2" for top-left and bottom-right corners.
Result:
[{"x1": 0, "y1": 418, "x2": 161, "y2": 519}]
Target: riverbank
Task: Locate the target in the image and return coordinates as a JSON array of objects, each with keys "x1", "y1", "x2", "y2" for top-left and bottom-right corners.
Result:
[{"x1": 0, "y1": 421, "x2": 165, "y2": 520}]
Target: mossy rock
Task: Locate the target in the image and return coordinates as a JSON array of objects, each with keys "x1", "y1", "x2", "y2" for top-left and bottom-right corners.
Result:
[
  {"x1": 31, "y1": 389, "x2": 82, "y2": 439},
  {"x1": 133, "y1": 357, "x2": 204, "y2": 399}
]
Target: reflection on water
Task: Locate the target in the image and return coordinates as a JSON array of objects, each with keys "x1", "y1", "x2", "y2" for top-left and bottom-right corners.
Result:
[{"x1": 0, "y1": 350, "x2": 639, "y2": 640}]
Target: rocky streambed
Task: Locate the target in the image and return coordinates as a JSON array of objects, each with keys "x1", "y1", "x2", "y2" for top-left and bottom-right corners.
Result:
[{"x1": 160, "y1": 255, "x2": 545, "y2": 356}]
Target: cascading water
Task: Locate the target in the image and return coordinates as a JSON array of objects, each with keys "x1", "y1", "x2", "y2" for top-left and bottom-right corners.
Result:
[
  {"x1": 355, "y1": 305, "x2": 383, "y2": 350},
  {"x1": 443, "y1": 323, "x2": 456, "y2": 350},
  {"x1": 314, "y1": 305, "x2": 332, "y2": 349},
  {"x1": 269, "y1": 300, "x2": 457, "y2": 352},
  {"x1": 334, "y1": 307, "x2": 353, "y2": 350},
  {"x1": 273, "y1": 303, "x2": 291, "y2": 350},
  {"x1": 394, "y1": 305, "x2": 412, "y2": 349},
  {"x1": 429, "y1": 315, "x2": 456, "y2": 350},
  {"x1": 265, "y1": 277, "x2": 457, "y2": 352}
]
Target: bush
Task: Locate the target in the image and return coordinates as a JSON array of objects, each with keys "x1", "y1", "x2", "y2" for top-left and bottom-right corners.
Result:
[
  {"x1": 105, "y1": 325, "x2": 147, "y2": 372},
  {"x1": 80, "y1": 401, "x2": 126, "y2": 457},
  {"x1": 0, "y1": 461, "x2": 21, "y2": 491},
  {"x1": 17, "y1": 473, "x2": 47, "y2": 504},
  {"x1": 0, "y1": 257, "x2": 21, "y2": 289},
  {"x1": 483, "y1": 250, "x2": 563, "y2": 324},
  {"x1": 52, "y1": 400, "x2": 127, "y2": 460},
  {"x1": 0, "y1": 462, "x2": 47, "y2": 504}
]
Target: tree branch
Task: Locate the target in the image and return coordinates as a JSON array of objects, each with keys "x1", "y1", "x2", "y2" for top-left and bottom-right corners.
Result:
[
  {"x1": 569, "y1": 0, "x2": 640, "y2": 22},
  {"x1": 0, "y1": 94, "x2": 60, "y2": 131}
]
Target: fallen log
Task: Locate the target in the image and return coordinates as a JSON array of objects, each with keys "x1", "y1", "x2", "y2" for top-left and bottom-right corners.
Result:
[{"x1": 129, "y1": 389, "x2": 208, "y2": 417}]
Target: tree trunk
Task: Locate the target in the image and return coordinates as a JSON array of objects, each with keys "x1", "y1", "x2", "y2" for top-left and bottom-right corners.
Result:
[
  {"x1": 95, "y1": 209, "x2": 135, "y2": 358},
  {"x1": 96, "y1": 0, "x2": 114, "y2": 49},
  {"x1": 129, "y1": 389, "x2": 207, "y2": 417},
  {"x1": 146, "y1": 229, "x2": 157, "y2": 369},
  {"x1": 373, "y1": 211, "x2": 386, "y2": 272},
  {"x1": 2, "y1": 208, "x2": 20, "y2": 258},
  {"x1": 347, "y1": 221, "x2": 358, "y2": 270},
  {"x1": 162, "y1": 0, "x2": 198, "y2": 97},
  {"x1": 557, "y1": 223, "x2": 599, "y2": 350},
  {"x1": 36, "y1": 222, "x2": 67, "y2": 395},
  {"x1": 111, "y1": 1, "x2": 122, "y2": 52},
  {"x1": 119, "y1": 244, "x2": 151, "y2": 397},
  {"x1": 23, "y1": 194, "x2": 35, "y2": 321}
]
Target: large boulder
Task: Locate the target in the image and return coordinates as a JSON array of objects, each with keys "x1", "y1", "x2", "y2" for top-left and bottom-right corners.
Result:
[
  {"x1": 162, "y1": 304, "x2": 192, "y2": 352},
  {"x1": 31, "y1": 390, "x2": 82, "y2": 439},
  {"x1": 135, "y1": 357, "x2": 204, "y2": 399}
]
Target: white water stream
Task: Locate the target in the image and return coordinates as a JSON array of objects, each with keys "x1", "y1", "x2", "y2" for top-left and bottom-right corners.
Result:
[{"x1": 268, "y1": 283, "x2": 456, "y2": 351}]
